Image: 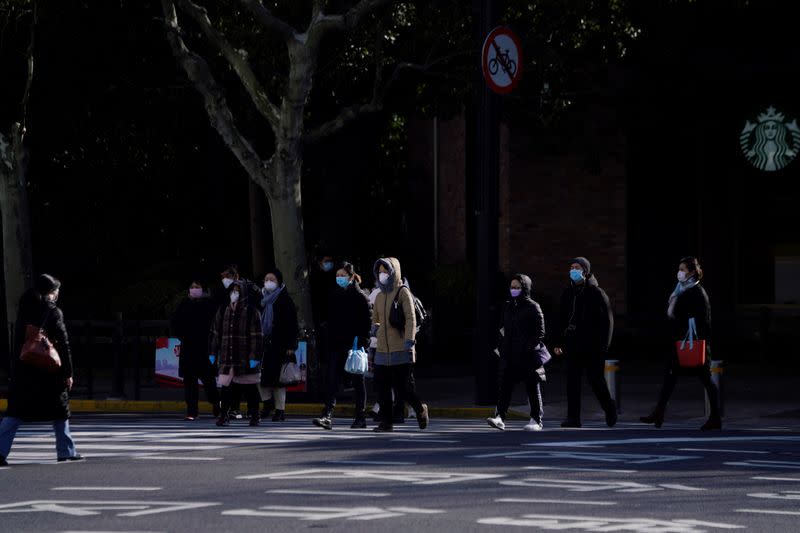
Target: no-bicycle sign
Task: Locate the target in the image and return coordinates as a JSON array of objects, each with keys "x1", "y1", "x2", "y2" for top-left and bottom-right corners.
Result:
[{"x1": 481, "y1": 26, "x2": 522, "y2": 94}]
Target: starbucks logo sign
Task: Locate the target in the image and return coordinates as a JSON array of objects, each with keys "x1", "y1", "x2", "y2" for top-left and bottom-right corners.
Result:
[{"x1": 740, "y1": 106, "x2": 800, "y2": 171}]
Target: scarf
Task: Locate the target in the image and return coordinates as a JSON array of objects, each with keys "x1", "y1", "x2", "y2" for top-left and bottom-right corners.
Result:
[
  {"x1": 667, "y1": 276, "x2": 700, "y2": 318},
  {"x1": 260, "y1": 285, "x2": 284, "y2": 337}
]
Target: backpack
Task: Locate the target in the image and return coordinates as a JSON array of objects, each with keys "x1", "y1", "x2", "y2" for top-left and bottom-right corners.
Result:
[{"x1": 388, "y1": 285, "x2": 427, "y2": 333}]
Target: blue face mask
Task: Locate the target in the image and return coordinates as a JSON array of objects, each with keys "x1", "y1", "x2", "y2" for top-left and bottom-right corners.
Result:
[
  {"x1": 322, "y1": 261, "x2": 334, "y2": 272},
  {"x1": 336, "y1": 276, "x2": 351, "y2": 289},
  {"x1": 569, "y1": 269, "x2": 584, "y2": 282}
]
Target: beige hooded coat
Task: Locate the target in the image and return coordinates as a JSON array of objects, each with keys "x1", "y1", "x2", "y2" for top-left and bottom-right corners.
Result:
[{"x1": 372, "y1": 257, "x2": 417, "y2": 363}]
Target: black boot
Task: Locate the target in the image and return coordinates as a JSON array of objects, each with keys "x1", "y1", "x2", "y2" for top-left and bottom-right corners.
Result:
[
  {"x1": 639, "y1": 407, "x2": 665, "y2": 429},
  {"x1": 0, "y1": 454, "x2": 8, "y2": 467},
  {"x1": 260, "y1": 398, "x2": 275, "y2": 420},
  {"x1": 351, "y1": 411, "x2": 367, "y2": 429},
  {"x1": 313, "y1": 409, "x2": 333, "y2": 430},
  {"x1": 272, "y1": 409, "x2": 286, "y2": 422},
  {"x1": 700, "y1": 414, "x2": 722, "y2": 431}
]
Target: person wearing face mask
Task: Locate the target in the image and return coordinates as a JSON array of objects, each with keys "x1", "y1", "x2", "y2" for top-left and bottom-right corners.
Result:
[
  {"x1": 640, "y1": 257, "x2": 721, "y2": 430},
  {"x1": 553, "y1": 257, "x2": 617, "y2": 429},
  {"x1": 259, "y1": 268, "x2": 299, "y2": 422},
  {"x1": 171, "y1": 279, "x2": 220, "y2": 421},
  {"x1": 370, "y1": 257, "x2": 429, "y2": 432},
  {"x1": 209, "y1": 281, "x2": 263, "y2": 426},
  {"x1": 312, "y1": 263, "x2": 372, "y2": 430},
  {"x1": 1, "y1": 274, "x2": 82, "y2": 466},
  {"x1": 486, "y1": 274, "x2": 548, "y2": 431}
]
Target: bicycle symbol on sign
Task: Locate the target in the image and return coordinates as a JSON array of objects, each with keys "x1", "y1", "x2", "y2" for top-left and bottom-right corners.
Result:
[{"x1": 488, "y1": 41, "x2": 517, "y2": 77}]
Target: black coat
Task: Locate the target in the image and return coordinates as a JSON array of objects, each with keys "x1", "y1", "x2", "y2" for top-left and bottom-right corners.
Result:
[
  {"x1": 7, "y1": 290, "x2": 73, "y2": 421},
  {"x1": 670, "y1": 283, "x2": 712, "y2": 343},
  {"x1": 261, "y1": 289, "x2": 299, "y2": 387},
  {"x1": 171, "y1": 296, "x2": 218, "y2": 377},
  {"x1": 556, "y1": 276, "x2": 614, "y2": 359},
  {"x1": 327, "y1": 283, "x2": 371, "y2": 355},
  {"x1": 499, "y1": 276, "x2": 547, "y2": 371},
  {"x1": 310, "y1": 268, "x2": 336, "y2": 326}
]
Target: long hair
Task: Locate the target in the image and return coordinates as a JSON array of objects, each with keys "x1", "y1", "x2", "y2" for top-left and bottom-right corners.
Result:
[{"x1": 752, "y1": 121, "x2": 789, "y2": 170}]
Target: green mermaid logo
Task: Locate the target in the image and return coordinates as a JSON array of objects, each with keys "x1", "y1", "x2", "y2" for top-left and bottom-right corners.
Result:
[{"x1": 740, "y1": 106, "x2": 800, "y2": 172}]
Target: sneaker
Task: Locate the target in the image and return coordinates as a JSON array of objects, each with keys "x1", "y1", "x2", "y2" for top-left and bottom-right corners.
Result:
[
  {"x1": 700, "y1": 415, "x2": 722, "y2": 431},
  {"x1": 249, "y1": 416, "x2": 261, "y2": 427},
  {"x1": 183, "y1": 415, "x2": 197, "y2": 421},
  {"x1": 560, "y1": 419, "x2": 582, "y2": 428},
  {"x1": 0, "y1": 454, "x2": 8, "y2": 467},
  {"x1": 57, "y1": 454, "x2": 85, "y2": 463},
  {"x1": 351, "y1": 416, "x2": 367, "y2": 429},
  {"x1": 487, "y1": 416, "x2": 505, "y2": 430},
  {"x1": 272, "y1": 409, "x2": 286, "y2": 422},
  {"x1": 417, "y1": 404, "x2": 429, "y2": 430},
  {"x1": 372, "y1": 423, "x2": 393, "y2": 433},
  {"x1": 313, "y1": 416, "x2": 333, "y2": 430},
  {"x1": 523, "y1": 419, "x2": 543, "y2": 431},
  {"x1": 230, "y1": 410, "x2": 243, "y2": 420},
  {"x1": 215, "y1": 416, "x2": 229, "y2": 427}
]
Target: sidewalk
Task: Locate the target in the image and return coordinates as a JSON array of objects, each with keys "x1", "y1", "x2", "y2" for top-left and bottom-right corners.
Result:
[{"x1": 2, "y1": 360, "x2": 797, "y2": 425}]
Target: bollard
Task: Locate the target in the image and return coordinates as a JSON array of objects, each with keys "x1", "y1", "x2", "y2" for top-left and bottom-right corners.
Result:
[
  {"x1": 705, "y1": 360, "x2": 724, "y2": 418},
  {"x1": 604, "y1": 359, "x2": 621, "y2": 414}
]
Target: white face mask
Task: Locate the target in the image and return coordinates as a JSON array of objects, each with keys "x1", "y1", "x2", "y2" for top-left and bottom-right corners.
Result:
[
  {"x1": 222, "y1": 278, "x2": 234, "y2": 289},
  {"x1": 677, "y1": 271, "x2": 687, "y2": 283},
  {"x1": 230, "y1": 291, "x2": 240, "y2": 304},
  {"x1": 264, "y1": 281, "x2": 278, "y2": 293},
  {"x1": 379, "y1": 272, "x2": 390, "y2": 285}
]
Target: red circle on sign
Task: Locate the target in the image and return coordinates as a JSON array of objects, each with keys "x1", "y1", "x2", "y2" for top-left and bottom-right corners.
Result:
[{"x1": 482, "y1": 26, "x2": 523, "y2": 94}]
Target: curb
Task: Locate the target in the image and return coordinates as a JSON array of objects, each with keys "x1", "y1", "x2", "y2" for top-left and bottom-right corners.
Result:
[{"x1": 0, "y1": 399, "x2": 521, "y2": 420}]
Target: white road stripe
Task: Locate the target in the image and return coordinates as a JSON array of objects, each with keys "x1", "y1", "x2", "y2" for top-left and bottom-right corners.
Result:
[
  {"x1": 52, "y1": 487, "x2": 162, "y2": 492},
  {"x1": 496, "y1": 498, "x2": 617, "y2": 506},
  {"x1": 736, "y1": 509, "x2": 800, "y2": 516},
  {"x1": 134, "y1": 456, "x2": 222, "y2": 461},
  {"x1": 659, "y1": 484, "x2": 706, "y2": 491},
  {"x1": 390, "y1": 439, "x2": 460, "y2": 444},
  {"x1": 753, "y1": 476, "x2": 800, "y2": 482},
  {"x1": 267, "y1": 490, "x2": 390, "y2": 497},
  {"x1": 727, "y1": 460, "x2": 800, "y2": 469},
  {"x1": 326, "y1": 460, "x2": 416, "y2": 466},
  {"x1": 523, "y1": 466, "x2": 637, "y2": 474},
  {"x1": 678, "y1": 448, "x2": 769, "y2": 454}
]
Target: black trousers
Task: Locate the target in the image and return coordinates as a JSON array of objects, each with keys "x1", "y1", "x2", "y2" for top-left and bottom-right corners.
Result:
[
  {"x1": 183, "y1": 366, "x2": 220, "y2": 418},
  {"x1": 566, "y1": 355, "x2": 615, "y2": 421},
  {"x1": 374, "y1": 364, "x2": 423, "y2": 426},
  {"x1": 326, "y1": 349, "x2": 366, "y2": 414},
  {"x1": 656, "y1": 359, "x2": 720, "y2": 417},
  {"x1": 220, "y1": 382, "x2": 261, "y2": 419},
  {"x1": 496, "y1": 362, "x2": 544, "y2": 423}
]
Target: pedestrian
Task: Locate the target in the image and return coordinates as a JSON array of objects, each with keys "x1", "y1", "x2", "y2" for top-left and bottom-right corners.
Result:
[
  {"x1": 370, "y1": 257, "x2": 429, "y2": 432},
  {"x1": 209, "y1": 281, "x2": 263, "y2": 426},
  {"x1": 553, "y1": 257, "x2": 618, "y2": 428},
  {"x1": 487, "y1": 274, "x2": 548, "y2": 431},
  {"x1": 0, "y1": 274, "x2": 82, "y2": 465},
  {"x1": 312, "y1": 262, "x2": 372, "y2": 430},
  {"x1": 259, "y1": 268, "x2": 299, "y2": 423},
  {"x1": 171, "y1": 278, "x2": 221, "y2": 421},
  {"x1": 640, "y1": 257, "x2": 722, "y2": 430}
]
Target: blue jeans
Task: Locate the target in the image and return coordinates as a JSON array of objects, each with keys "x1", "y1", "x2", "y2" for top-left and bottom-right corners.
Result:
[{"x1": 0, "y1": 416, "x2": 77, "y2": 460}]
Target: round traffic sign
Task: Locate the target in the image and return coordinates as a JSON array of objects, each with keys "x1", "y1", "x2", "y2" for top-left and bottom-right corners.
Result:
[{"x1": 481, "y1": 26, "x2": 523, "y2": 94}]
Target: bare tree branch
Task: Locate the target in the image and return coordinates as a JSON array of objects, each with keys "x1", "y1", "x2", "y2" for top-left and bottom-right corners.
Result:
[
  {"x1": 239, "y1": 0, "x2": 296, "y2": 43},
  {"x1": 311, "y1": 0, "x2": 394, "y2": 42},
  {"x1": 175, "y1": 0, "x2": 280, "y2": 132},
  {"x1": 161, "y1": 0, "x2": 269, "y2": 190}
]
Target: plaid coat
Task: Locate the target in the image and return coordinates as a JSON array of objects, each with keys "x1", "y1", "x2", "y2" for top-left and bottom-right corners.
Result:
[{"x1": 209, "y1": 301, "x2": 263, "y2": 376}]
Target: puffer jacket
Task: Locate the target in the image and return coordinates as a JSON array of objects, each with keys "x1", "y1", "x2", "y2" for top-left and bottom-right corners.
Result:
[
  {"x1": 371, "y1": 257, "x2": 416, "y2": 359},
  {"x1": 499, "y1": 274, "x2": 546, "y2": 370}
]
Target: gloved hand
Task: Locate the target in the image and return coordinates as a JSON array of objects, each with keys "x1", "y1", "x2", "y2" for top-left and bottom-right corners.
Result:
[
  {"x1": 209, "y1": 355, "x2": 216, "y2": 364},
  {"x1": 403, "y1": 339, "x2": 415, "y2": 352},
  {"x1": 249, "y1": 359, "x2": 258, "y2": 369}
]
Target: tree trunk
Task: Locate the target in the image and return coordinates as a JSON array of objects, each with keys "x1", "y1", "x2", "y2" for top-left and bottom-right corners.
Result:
[{"x1": 0, "y1": 123, "x2": 34, "y2": 332}]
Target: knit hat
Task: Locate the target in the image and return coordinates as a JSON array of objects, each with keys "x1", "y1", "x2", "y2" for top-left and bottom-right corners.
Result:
[{"x1": 570, "y1": 257, "x2": 591, "y2": 275}]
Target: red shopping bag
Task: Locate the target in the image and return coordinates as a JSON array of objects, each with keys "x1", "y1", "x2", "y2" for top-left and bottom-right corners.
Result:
[{"x1": 676, "y1": 318, "x2": 706, "y2": 367}]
